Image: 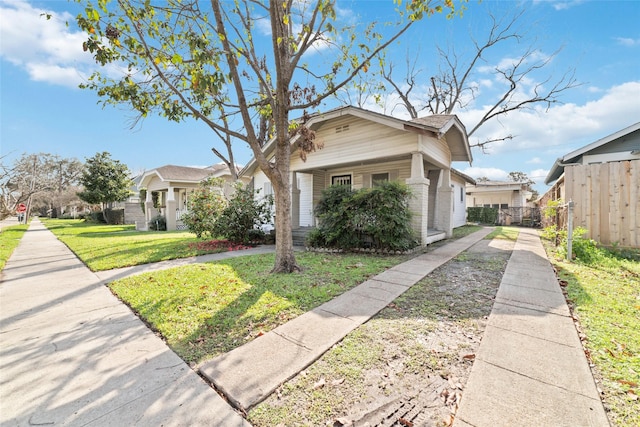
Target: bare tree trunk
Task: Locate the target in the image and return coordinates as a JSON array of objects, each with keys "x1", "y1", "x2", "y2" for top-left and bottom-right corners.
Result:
[{"x1": 271, "y1": 160, "x2": 299, "y2": 273}]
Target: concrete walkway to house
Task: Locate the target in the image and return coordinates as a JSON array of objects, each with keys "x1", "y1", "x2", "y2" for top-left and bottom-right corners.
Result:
[
  {"x1": 453, "y1": 228, "x2": 609, "y2": 427},
  {"x1": 1, "y1": 219, "x2": 609, "y2": 426},
  {"x1": 198, "y1": 226, "x2": 495, "y2": 412},
  {"x1": 0, "y1": 219, "x2": 250, "y2": 426}
]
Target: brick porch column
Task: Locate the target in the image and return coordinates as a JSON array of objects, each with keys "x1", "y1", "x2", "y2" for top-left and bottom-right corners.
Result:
[{"x1": 405, "y1": 152, "x2": 431, "y2": 245}]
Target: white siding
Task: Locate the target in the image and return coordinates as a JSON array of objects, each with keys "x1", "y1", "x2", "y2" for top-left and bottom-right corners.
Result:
[
  {"x1": 451, "y1": 174, "x2": 468, "y2": 228},
  {"x1": 419, "y1": 134, "x2": 451, "y2": 168},
  {"x1": 290, "y1": 116, "x2": 418, "y2": 171}
]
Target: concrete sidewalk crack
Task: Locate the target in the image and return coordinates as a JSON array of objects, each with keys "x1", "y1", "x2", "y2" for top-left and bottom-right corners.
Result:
[
  {"x1": 481, "y1": 359, "x2": 602, "y2": 402},
  {"x1": 272, "y1": 331, "x2": 313, "y2": 351},
  {"x1": 493, "y1": 298, "x2": 571, "y2": 317},
  {"x1": 487, "y1": 324, "x2": 579, "y2": 349}
]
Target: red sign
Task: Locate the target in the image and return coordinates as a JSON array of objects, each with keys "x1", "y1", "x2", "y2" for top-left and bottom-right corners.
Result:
[{"x1": 17, "y1": 203, "x2": 26, "y2": 213}]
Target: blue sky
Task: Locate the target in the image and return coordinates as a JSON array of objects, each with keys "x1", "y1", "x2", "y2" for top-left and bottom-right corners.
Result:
[{"x1": 1, "y1": 0, "x2": 639, "y2": 195}]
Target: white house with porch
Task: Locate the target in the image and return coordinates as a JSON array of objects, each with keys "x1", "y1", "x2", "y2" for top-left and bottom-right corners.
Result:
[
  {"x1": 241, "y1": 106, "x2": 473, "y2": 245},
  {"x1": 137, "y1": 163, "x2": 243, "y2": 231}
]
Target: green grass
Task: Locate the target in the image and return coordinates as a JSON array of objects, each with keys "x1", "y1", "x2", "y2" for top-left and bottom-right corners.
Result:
[
  {"x1": 0, "y1": 223, "x2": 29, "y2": 270},
  {"x1": 452, "y1": 224, "x2": 482, "y2": 238},
  {"x1": 109, "y1": 252, "x2": 410, "y2": 365},
  {"x1": 42, "y1": 219, "x2": 233, "y2": 271},
  {"x1": 546, "y1": 243, "x2": 639, "y2": 426},
  {"x1": 249, "y1": 241, "x2": 510, "y2": 426},
  {"x1": 484, "y1": 226, "x2": 519, "y2": 241}
]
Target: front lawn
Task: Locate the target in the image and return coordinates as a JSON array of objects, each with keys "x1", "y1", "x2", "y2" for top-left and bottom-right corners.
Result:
[
  {"x1": 109, "y1": 252, "x2": 411, "y2": 365},
  {"x1": 42, "y1": 219, "x2": 236, "y2": 271},
  {"x1": 545, "y1": 243, "x2": 639, "y2": 427},
  {"x1": 0, "y1": 223, "x2": 29, "y2": 270}
]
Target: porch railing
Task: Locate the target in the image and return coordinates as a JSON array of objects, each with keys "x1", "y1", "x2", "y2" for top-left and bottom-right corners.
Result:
[{"x1": 176, "y1": 209, "x2": 188, "y2": 221}]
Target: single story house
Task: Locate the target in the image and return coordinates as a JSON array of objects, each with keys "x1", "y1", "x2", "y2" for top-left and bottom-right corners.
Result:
[
  {"x1": 542, "y1": 122, "x2": 640, "y2": 247},
  {"x1": 466, "y1": 180, "x2": 535, "y2": 225},
  {"x1": 240, "y1": 106, "x2": 474, "y2": 245},
  {"x1": 138, "y1": 163, "x2": 243, "y2": 231}
]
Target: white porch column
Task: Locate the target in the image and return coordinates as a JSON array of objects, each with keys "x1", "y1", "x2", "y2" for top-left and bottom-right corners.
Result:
[
  {"x1": 434, "y1": 169, "x2": 454, "y2": 237},
  {"x1": 291, "y1": 172, "x2": 300, "y2": 229},
  {"x1": 405, "y1": 152, "x2": 430, "y2": 245},
  {"x1": 144, "y1": 190, "x2": 154, "y2": 225},
  {"x1": 166, "y1": 186, "x2": 177, "y2": 231}
]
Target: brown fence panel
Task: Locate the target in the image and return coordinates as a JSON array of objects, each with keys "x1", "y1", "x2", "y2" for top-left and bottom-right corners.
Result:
[{"x1": 563, "y1": 160, "x2": 639, "y2": 248}]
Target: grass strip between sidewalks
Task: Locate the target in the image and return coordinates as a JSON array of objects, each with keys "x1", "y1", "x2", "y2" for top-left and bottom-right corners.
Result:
[
  {"x1": 109, "y1": 252, "x2": 410, "y2": 365},
  {"x1": 249, "y1": 231, "x2": 515, "y2": 426},
  {"x1": 545, "y1": 242, "x2": 639, "y2": 427},
  {"x1": 42, "y1": 219, "x2": 239, "y2": 271},
  {"x1": 0, "y1": 223, "x2": 29, "y2": 270}
]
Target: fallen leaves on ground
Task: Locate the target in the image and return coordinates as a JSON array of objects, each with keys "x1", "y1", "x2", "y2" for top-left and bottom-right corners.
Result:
[{"x1": 187, "y1": 239, "x2": 251, "y2": 252}]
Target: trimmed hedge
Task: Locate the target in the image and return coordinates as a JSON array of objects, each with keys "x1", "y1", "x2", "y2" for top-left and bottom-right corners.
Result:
[{"x1": 467, "y1": 207, "x2": 498, "y2": 224}]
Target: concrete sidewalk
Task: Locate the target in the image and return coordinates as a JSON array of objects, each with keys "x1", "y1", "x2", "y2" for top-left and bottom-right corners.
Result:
[
  {"x1": 453, "y1": 228, "x2": 609, "y2": 427},
  {"x1": 198, "y1": 226, "x2": 495, "y2": 412},
  {"x1": 95, "y1": 244, "x2": 281, "y2": 284},
  {"x1": 0, "y1": 219, "x2": 250, "y2": 426}
]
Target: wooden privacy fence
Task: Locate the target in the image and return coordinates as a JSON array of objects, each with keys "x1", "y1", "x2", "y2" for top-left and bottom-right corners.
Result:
[{"x1": 565, "y1": 160, "x2": 639, "y2": 248}]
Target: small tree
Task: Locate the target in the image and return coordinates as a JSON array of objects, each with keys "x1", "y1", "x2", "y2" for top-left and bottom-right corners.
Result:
[
  {"x1": 212, "y1": 184, "x2": 274, "y2": 244},
  {"x1": 77, "y1": 152, "x2": 132, "y2": 223},
  {"x1": 75, "y1": 0, "x2": 462, "y2": 273},
  {"x1": 181, "y1": 177, "x2": 227, "y2": 238}
]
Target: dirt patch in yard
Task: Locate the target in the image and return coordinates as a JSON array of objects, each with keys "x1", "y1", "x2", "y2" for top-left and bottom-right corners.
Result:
[{"x1": 248, "y1": 238, "x2": 514, "y2": 427}]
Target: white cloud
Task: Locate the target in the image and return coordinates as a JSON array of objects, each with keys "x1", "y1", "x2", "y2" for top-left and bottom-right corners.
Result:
[
  {"x1": 0, "y1": 0, "x2": 93, "y2": 87},
  {"x1": 460, "y1": 167, "x2": 509, "y2": 181},
  {"x1": 615, "y1": 37, "x2": 640, "y2": 47},
  {"x1": 546, "y1": 1, "x2": 586, "y2": 11},
  {"x1": 526, "y1": 157, "x2": 543, "y2": 164},
  {"x1": 528, "y1": 168, "x2": 550, "y2": 183},
  {"x1": 459, "y1": 81, "x2": 640, "y2": 155}
]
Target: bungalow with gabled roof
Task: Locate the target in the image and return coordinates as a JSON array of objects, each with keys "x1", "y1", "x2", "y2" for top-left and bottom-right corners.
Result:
[{"x1": 240, "y1": 106, "x2": 474, "y2": 245}]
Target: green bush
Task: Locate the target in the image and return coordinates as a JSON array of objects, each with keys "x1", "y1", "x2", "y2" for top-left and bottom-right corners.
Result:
[
  {"x1": 104, "y1": 208, "x2": 125, "y2": 225},
  {"x1": 148, "y1": 215, "x2": 166, "y2": 231},
  {"x1": 86, "y1": 211, "x2": 107, "y2": 223},
  {"x1": 466, "y1": 207, "x2": 498, "y2": 224},
  {"x1": 181, "y1": 177, "x2": 227, "y2": 238},
  {"x1": 545, "y1": 225, "x2": 604, "y2": 264},
  {"x1": 310, "y1": 181, "x2": 417, "y2": 251},
  {"x1": 211, "y1": 184, "x2": 273, "y2": 244}
]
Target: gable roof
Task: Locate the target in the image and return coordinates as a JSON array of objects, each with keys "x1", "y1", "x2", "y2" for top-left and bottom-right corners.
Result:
[
  {"x1": 241, "y1": 106, "x2": 472, "y2": 176},
  {"x1": 545, "y1": 122, "x2": 640, "y2": 184},
  {"x1": 451, "y1": 168, "x2": 476, "y2": 185},
  {"x1": 138, "y1": 165, "x2": 214, "y2": 188}
]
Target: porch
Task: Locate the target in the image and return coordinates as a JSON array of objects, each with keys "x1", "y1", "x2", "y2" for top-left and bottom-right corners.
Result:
[{"x1": 289, "y1": 152, "x2": 455, "y2": 246}]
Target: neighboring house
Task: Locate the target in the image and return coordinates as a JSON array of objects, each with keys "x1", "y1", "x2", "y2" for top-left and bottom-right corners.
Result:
[
  {"x1": 466, "y1": 180, "x2": 535, "y2": 225},
  {"x1": 112, "y1": 174, "x2": 145, "y2": 225},
  {"x1": 542, "y1": 122, "x2": 640, "y2": 247},
  {"x1": 138, "y1": 163, "x2": 244, "y2": 231},
  {"x1": 240, "y1": 106, "x2": 473, "y2": 245}
]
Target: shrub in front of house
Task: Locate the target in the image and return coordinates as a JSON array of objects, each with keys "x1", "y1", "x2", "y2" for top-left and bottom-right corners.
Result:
[
  {"x1": 148, "y1": 214, "x2": 167, "y2": 231},
  {"x1": 309, "y1": 181, "x2": 417, "y2": 252},
  {"x1": 212, "y1": 184, "x2": 273, "y2": 244},
  {"x1": 181, "y1": 177, "x2": 227, "y2": 238}
]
